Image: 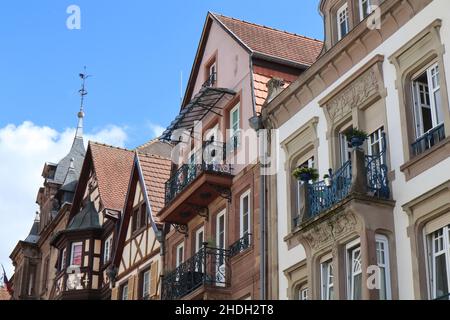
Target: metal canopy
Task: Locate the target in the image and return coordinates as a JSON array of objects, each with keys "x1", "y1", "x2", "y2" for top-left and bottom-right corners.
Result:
[{"x1": 160, "y1": 86, "x2": 235, "y2": 141}]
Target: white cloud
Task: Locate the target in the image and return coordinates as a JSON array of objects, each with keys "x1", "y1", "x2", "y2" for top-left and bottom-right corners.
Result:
[
  {"x1": 149, "y1": 123, "x2": 165, "y2": 138},
  {"x1": 0, "y1": 121, "x2": 127, "y2": 276}
]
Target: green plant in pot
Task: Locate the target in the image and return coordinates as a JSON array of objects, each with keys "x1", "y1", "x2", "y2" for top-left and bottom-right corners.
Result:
[
  {"x1": 323, "y1": 174, "x2": 331, "y2": 187},
  {"x1": 345, "y1": 128, "x2": 368, "y2": 148},
  {"x1": 292, "y1": 167, "x2": 319, "y2": 182}
]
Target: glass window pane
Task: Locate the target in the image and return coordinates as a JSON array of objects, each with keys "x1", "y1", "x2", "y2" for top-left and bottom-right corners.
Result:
[{"x1": 435, "y1": 254, "x2": 449, "y2": 298}]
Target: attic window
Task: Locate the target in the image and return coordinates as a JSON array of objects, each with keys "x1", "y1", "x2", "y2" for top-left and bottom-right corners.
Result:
[
  {"x1": 337, "y1": 3, "x2": 349, "y2": 41},
  {"x1": 205, "y1": 56, "x2": 217, "y2": 87}
]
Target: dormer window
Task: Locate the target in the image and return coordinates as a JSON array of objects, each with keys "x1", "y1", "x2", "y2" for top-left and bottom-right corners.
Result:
[
  {"x1": 209, "y1": 62, "x2": 217, "y2": 86},
  {"x1": 337, "y1": 3, "x2": 349, "y2": 41}
]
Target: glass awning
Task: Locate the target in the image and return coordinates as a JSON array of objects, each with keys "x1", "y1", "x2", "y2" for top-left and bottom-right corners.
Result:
[{"x1": 160, "y1": 86, "x2": 235, "y2": 142}]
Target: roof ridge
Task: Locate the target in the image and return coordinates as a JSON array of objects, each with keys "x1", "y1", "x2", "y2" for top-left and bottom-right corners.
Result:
[
  {"x1": 137, "y1": 150, "x2": 172, "y2": 162},
  {"x1": 212, "y1": 13, "x2": 323, "y2": 44},
  {"x1": 89, "y1": 141, "x2": 133, "y2": 153}
]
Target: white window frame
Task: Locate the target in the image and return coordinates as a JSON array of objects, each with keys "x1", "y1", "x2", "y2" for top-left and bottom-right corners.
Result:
[
  {"x1": 104, "y1": 234, "x2": 113, "y2": 263},
  {"x1": 195, "y1": 226, "x2": 205, "y2": 253},
  {"x1": 337, "y1": 3, "x2": 349, "y2": 41},
  {"x1": 299, "y1": 285, "x2": 308, "y2": 300},
  {"x1": 296, "y1": 156, "x2": 315, "y2": 217},
  {"x1": 412, "y1": 63, "x2": 443, "y2": 138},
  {"x1": 346, "y1": 238, "x2": 362, "y2": 300},
  {"x1": 216, "y1": 210, "x2": 226, "y2": 250},
  {"x1": 368, "y1": 127, "x2": 385, "y2": 158},
  {"x1": 240, "y1": 190, "x2": 251, "y2": 239},
  {"x1": 427, "y1": 225, "x2": 450, "y2": 300},
  {"x1": 339, "y1": 127, "x2": 352, "y2": 165},
  {"x1": 142, "y1": 269, "x2": 151, "y2": 298},
  {"x1": 320, "y1": 259, "x2": 334, "y2": 300},
  {"x1": 70, "y1": 242, "x2": 83, "y2": 267},
  {"x1": 375, "y1": 234, "x2": 392, "y2": 300},
  {"x1": 359, "y1": 0, "x2": 374, "y2": 21},
  {"x1": 229, "y1": 103, "x2": 240, "y2": 151},
  {"x1": 121, "y1": 282, "x2": 129, "y2": 300},
  {"x1": 176, "y1": 242, "x2": 184, "y2": 268}
]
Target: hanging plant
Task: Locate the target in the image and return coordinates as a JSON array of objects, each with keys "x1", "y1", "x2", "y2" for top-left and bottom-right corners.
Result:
[
  {"x1": 292, "y1": 167, "x2": 319, "y2": 182},
  {"x1": 345, "y1": 128, "x2": 368, "y2": 148}
]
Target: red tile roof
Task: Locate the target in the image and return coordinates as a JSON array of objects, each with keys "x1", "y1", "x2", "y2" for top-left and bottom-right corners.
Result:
[
  {"x1": 89, "y1": 142, "x2": 135, "y2": 212},
  {"x1": 137, "y1": 152, "x2": 172, "y2": 224},
  {"x1": 213, "y1": 13, "x2": 323, "y2": 66}
]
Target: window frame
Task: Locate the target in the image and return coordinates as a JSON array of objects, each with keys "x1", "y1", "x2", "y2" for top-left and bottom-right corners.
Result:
[
  {"x1": 411, "y1": 62, "x2": 443, "y2": 139},
  {"x1": 320, "y1": 259, "x2": 334, "y2": 300},
  {"x1": 195, "y1": 226, "x2": 205, "y2": 253},
  {"x1": 346, "y1": 239, "x2": 362, "y2": 300},
  {"x1": 359, "y1": 0, "x2": 374, "y2": 21},
  {"x1": 176, "y1": 242, "x2": 184, "y2": 268},
  {"x1": 427, "y1": 225, "x2": 450, "y2": 300},
  {"x1": 104, "y1": 234, "x2": 113, "y2": 264},
  {"x1": 229, "y1": 103, "x2": 240, "y2": 151},
  {"x1": 239, "y1": 189, "x2": 251, "y2": 239},
  {"x1": 70, "y1": 242, "x2": 83, "y2": 267},
  {"x1": 337, "y1": 3, "x2": 349, "y2": 41},
  {"x1": 140, "y1": 267, "x2": 151, "y2": 299},
  {"x1": 375, "y1": 234, "x2": 392, "y2": 300},
  {"x1": 121, "y1": 282, "x2": 129, "y2": 300},
  {"x1": 60, "y1": 247, "x2": 67, "y2": 270}
]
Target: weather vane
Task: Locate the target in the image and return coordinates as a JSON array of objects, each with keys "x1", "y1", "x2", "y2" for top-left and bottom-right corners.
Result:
[{"x1": 78, "y1": 66, "x2": 91, "y2": 114}]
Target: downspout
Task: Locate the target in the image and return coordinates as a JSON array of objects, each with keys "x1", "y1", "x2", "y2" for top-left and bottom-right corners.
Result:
[{"x1": 249, "y1": 53, "x2": 266, "y2": 301}]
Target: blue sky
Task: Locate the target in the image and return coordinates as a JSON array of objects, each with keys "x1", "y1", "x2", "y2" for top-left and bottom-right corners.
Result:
[
  {"x1": 0, "y1": 0, "x2": 323, "y2": 148},
  {"x1": 0, "y1": 1, "x2": 323, "y2": 276}
]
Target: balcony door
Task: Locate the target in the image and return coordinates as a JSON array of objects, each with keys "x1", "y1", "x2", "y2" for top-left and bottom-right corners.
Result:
[
  {"x1": 339, "y1": 127, "x2": 352, "y2": 165},
  {"x1": 195, "y1": 226, "x2": 204, "y2": 273},
  {"x1": 215, "y1": 209, "x2": 226, "y2": 286}
]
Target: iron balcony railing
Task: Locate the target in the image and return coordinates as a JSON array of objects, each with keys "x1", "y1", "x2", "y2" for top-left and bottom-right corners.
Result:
[
  {"x1": 164, "y1": 141, "x2": 233, "y2": 205},
  {"x1": 297, "y1": 136, "x2": 390, "y2": 225},
  {"x1": 307, "y1": 160, "x2": 352, "y2": 218},
  {"x1": 202, "y1": 72, "x2": 217, "y2": 88},
  {"x1": 412, "y1": 123, "x2": 445, "y2": 156},
  {"x1": 229, "y1": 233, "x2": 252, "y2": 257},
  {"x1": 161, "y1": 245, "x2": 230, "y2": 300}
]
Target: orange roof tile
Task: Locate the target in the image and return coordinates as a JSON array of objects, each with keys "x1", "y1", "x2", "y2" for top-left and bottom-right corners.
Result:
[
  {"x1": 137, "y1": 152, "x2": 172, "y2": 223},
  {"x1": 213, "y1": 14, "x2": 323, "y2": 66},
  {"x1": 89, "y1": 142, "x2": 135, "y2": 212}
]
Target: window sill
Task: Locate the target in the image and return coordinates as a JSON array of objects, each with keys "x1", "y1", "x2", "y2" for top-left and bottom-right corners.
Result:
[{"x1": 400, "y1": 137, "x2": 450, "y2": 181}]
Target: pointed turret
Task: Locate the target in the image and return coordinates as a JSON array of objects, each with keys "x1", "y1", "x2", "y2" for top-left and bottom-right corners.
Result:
[{"x1": 24, "y1": 212, "x2": 40, "y2": 244}]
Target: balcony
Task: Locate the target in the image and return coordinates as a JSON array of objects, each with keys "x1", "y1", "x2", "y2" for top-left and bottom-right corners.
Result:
[
  {"x1": 411, "y1": 123, "x2": 445, "y2": 156},
  {"x1": 158, "y1": 141, "x2": 233, "y2": 225},
  {"x1": 294, "y1": 146, "x2": 390, "y2": 227},
  {"x1": 161, "y1": 245, "x2": 230, "y2": 300},
  {"x1": 229, "y1": 233, "x2": 252, "y2": 257}
]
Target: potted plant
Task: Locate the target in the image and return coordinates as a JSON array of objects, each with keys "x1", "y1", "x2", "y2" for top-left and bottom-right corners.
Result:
[
  {"x1": 323, "y1": 174, "x2": 331, "y2": 187},
  {"x1": 345, "y1": 128, "x2": 368, "y2": 148},
  {"x1": 292, "y1": 167, "x2": 319, "y2": 182}
]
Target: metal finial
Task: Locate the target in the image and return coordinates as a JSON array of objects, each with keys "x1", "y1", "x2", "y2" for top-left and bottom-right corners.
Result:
[{"x1": 75, "y1": 67, "x2": 91, "y2": 138}]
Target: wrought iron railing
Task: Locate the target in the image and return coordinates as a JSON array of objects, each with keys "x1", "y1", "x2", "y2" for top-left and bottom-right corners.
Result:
[
  {"x1": 307, "y1": 160, "x2": 352, "y2": 219},
  {"x1": 161, "y1": 246, "x2": 230, "y2": 300},
  {"x1": 229, "y1": 233, "x2": 252, "y2": 257},
  {"x1": 164, "y1": 141, "x2": 232, "y2": 205},
  {"x1": 365, "y1": 134, "x2": 390, "y2": 199},
  {"x1": 412, "y1": 123, "x2": 445, "y2": 156},
  {"x1": 202, "y1": 72, "x2": 217, "y2": 88}
]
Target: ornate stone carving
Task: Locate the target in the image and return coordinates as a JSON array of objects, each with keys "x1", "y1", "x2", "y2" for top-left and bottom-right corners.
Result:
[
  {"x1": 302, "y1": 211, "x2": 358, "y2": 251},
  {"x1": 326, "y1": 68, "x2": 379, "y2": 124}
]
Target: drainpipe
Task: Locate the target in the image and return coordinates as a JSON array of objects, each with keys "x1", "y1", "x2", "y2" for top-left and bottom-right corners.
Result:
[{"x1": 248, "y1": 53, "x2": 266, "y2": 300}]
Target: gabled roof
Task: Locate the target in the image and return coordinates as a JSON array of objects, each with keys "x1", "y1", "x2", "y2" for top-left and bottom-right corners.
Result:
[
  {"x1": 212, "y1": 13, "x2": 323, "y2": 67},
  {"x1": 88, "y1": 142, "x2": 135, "y2": 212},
  {"x1": 69, "y1": 142, "x2": 134, "y2": 220},
  {"x1": 181, "y1": 11, "x2": 323, "y2": 108},
  {"x1": 136, "y1": 152, "x2": 172, "y2": 224}
]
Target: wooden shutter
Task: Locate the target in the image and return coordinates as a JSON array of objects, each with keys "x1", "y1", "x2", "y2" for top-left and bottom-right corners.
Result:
[
  {"x1": 150, "y1": 260, "x2": 159, "y2": 298},
  {"x1": 128, "y1": 276, "x2": 136, "y2": 300},
  {"x1": 111, "y1": 287, "x2": 119, "y2": 300}
]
